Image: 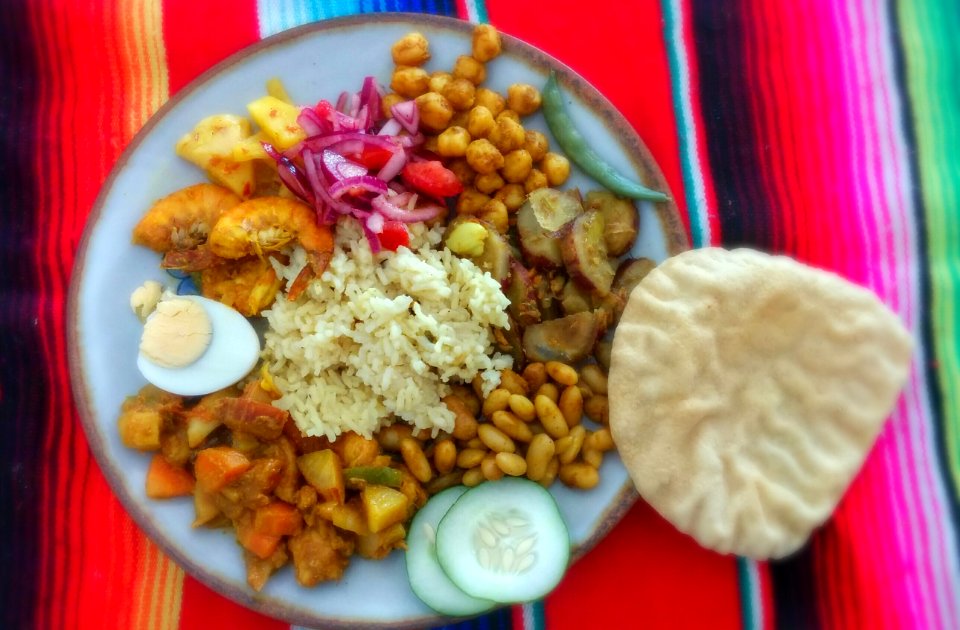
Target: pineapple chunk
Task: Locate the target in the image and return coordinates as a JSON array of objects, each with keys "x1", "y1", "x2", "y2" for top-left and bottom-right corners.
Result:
[
  {"x1": 361, "y1": 485, "x2": 410, "y2": 533},
  {"x1": 247, "y1": 95, "x2": 305, "y2": 150},
  {"x1": 117, "y1": 408, "x2": 162, "y2": 450},
  {"x1": 331, "y1": 501, "x2": 369, "y2": 535},
  {"x1": 356, "y1": 523, "x2": 406, "y2": 559},
  {"x1": 176, "y1": 114, "x2": 255, "y2": 198},
  {"x1": 231, "y1": 132, "x2": 271, "y2": 162}
]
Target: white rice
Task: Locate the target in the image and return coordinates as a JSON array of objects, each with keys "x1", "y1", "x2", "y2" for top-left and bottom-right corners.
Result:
[{"x1": 262, "y1": 218, "x2": 512, "y2": 440}]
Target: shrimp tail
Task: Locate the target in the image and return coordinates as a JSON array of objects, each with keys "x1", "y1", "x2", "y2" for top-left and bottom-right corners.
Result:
[
  {"x1": 161, "y1": 246, "x2": 222, "y2": 271},
  {"x1": 285, "y1": 250, "x2": 331, "y2": 302}
]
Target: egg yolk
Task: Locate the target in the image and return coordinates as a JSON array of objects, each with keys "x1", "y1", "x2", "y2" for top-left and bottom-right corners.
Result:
[{"x1": 139, "y1": 298, "x2": 212, "y2": 368}]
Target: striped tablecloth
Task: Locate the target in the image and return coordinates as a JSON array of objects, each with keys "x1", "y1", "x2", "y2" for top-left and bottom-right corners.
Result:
[{"x1": 2, "y1": 0, "x2": 958, "y2": 628}]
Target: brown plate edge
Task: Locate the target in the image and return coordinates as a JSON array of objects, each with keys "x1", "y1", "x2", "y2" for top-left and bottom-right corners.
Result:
[{"x1": 67, "y1": 12, "x2": 687, "y2": 630}]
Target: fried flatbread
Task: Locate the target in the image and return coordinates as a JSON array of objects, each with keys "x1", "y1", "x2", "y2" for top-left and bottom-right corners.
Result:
[{"x1": 609, "y1": 248, "x2": 913, "y2": 559}]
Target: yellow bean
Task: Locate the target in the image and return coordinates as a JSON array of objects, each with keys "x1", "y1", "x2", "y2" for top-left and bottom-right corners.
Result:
[
  {"x1": 426, "y1": 470, "x2": 464, "y2": 495},
  {"x1": 482, "y1": 453, "x2": 505, "y2": 480},
  {"x1": 449, "y1": 384, "x2": 481, "y2": 416},
  {"x1": 507, "y1": 394, "x2": 536, "y2": 422},
  {"x1": 539, "y1": 456, "x2": 560, "y2": 488},
  {"x1": 558, "y1": 426, "x2": 586, "y2": 465},
  {"x1": 464, "y1": 437, "x2": 484, "y2": 449},
  {"x1": 498, "y1": 369, "x2": 529, "y2": 396},
  {"x1": 400, "y1": 438, "x2": 433, "y2": 483},
  {"x1": 580, "y1": 364, "x2": 609, "y2": 395},
  {"x1": 433, "y1": 438, "x2": 457, "y2": 474},
  {"x1": 376, "y1": 424, "x2": 413, "y2": 451},
  {"x1": 490, "y1": 410, "x2": 533, "y2": 442},
  {"x1": 443, "y1": 394, "x2": 479, "y2": 440},
  {"x1": 558, "y1": 385, "x2": 584, "y2": 427},
  {"x1": 536, "y1": 382, "x2": 559, "y2": 403},
  {"x1": 462, "y1": 467, "x2": 485, "y2": 487},
  {"x1": 521, "y1": 362, "x2": 548, "y2": 393},
  {"x1": 584, "y1": 395, "x2": 609, "y2": 425},
  {"x1": 496, "y1": 452, "x2": 528, "y2": 476},
  {"x1": 525, "y1": 433, "x2": 556, "y2": 481},
  {"x1": 478, "y1": 423, "x2": 516, "y2": 453},
  {"x1": 584, "y1": 427, "x2": 614, "y2": 452},
  {"x1": 482, "y1": 388, "x2": 512, "y2": 417},
  {"x1": 456, "y1": 448, "x2": 487, "y2": 469},
  {"x1": 545, "y1": 361, "x2": 579, "y2": 386},
  {"x1": 559, "y1": 462, "x2": 600, "y2": 489},
  {"x1": 534, "y1": 394, "x2": 569, "y2": 439},
  {"x1": 582, "y1": 447, "x2": 604, "y2": 469}
]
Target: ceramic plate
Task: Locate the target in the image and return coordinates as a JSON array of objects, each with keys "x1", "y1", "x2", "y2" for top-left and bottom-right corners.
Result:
[{"x1": 69, "y1": 13, "x2": 688, "y2": 629}]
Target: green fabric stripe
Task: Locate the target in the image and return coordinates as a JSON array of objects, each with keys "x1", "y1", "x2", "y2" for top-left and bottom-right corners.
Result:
[
  {"x1": 737, "y1": 557, "x2": 760, "y2": 630},
  {"x1": 662, "y1": 0, "x2": 707, "y2": 247},
  {"x1": 898, "y1": 0, "x2": 960, "y2": 493},
  {"x1": 531, "y1": 600, "x2": 545, "y2": 630}
]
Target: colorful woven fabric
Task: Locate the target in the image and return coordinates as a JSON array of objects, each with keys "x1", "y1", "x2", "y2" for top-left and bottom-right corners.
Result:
[{"x1": 2, "y1": 0, "x2": 958, "y2": 628}]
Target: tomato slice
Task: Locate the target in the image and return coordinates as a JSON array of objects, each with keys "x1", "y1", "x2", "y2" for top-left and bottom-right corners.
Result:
[
  {"x1": 379, "y1": 221, "x2": 410, "y2": 252},
  {"x1": 352, "y1": 146, "x2": 395, "y2": 170},
  {"x1": 401, "y1": 161, "x2": 463, "y2": 198}
]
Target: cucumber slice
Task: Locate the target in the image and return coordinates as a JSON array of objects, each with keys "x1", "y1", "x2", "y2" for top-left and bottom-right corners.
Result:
[
  {"x1": 436, "y1": 478, "x2": 571, "y2": 603},
  {"x1": 405, "y1": 486, "x2": 495, "y2": 617}
]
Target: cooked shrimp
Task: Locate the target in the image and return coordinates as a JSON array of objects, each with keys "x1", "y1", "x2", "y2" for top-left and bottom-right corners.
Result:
[
  {"x1": 208, "y1": 197, "x2": 334, "y2": 299},
  {"x1": 199, "y1": 256, "x2": 283, "y2": 316},
  {"x1": 133, "y1": 183, "x2": 241, "y2": 252}
]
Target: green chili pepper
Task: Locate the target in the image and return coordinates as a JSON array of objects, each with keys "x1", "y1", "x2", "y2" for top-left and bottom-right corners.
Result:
[
  {"x1": 541, "y1": 71, "x2": 669, "y2": 202},
  {"x1": 343, "y1": 466, "x2": 404, "y2": 488}
]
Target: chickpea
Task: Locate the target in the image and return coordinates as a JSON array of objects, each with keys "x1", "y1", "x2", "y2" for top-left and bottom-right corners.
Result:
[
  {"x1": 428, "y1": 71, "x2": 453, "y2": 94},
  {"x1": 521, "y1": 131, "x2": 548, "y2": 162},
  {"x1": 467, "y1": 105, "x2": 496, "y2": 139},
  {"x1": 478, "y1": 198, "x2": 509, "y2": 234},
  {"x1": 506, "y1": 83, "x2": 542, "y2": 115},
  {"x1": 540, "y1": 152, "x2": 571, "y2": 186},
  {"x1": 455, "y1": 188, "x2": 490, "y2": 215},
  {"x1": 381, "y1": 93, "x2": 405, "y2": 119},
  {"x1": 497, "y1": 110, "x2": 520, "y2": 124},
  {"x1": 422, "y1": 135, "x2": 440, "y2": 154},
  {"x1": 391, "y1": 66, "x2": 430, "y2": 99},
  {"x1": 523, "y1": 168, "x2": 548, "y2": 193},
  {"x1": 392, "y1": 32, "x2": 430, "y2": 66},
  {"x1": 501, "y1": 149, "x2": 533, "y2": 184},
  {"x1": 471, "y1": 24, "x2": 502, "y2": 62},
  {"x1": 494, "y1": 183, "x2": 526, "y2": 212},
  {"x1": 449, "y1": 110, "x2": 470, "y2": 129},
  {"x1": 474, "y1": 171, "x2": 505, "y2": 195},
  {"x1": 437, "y1": 126, "x2": 471, "y2": 158},
  {"x1": 474, "y1": 87, "x2": 505, "y2": 116},
  {"x1": 442, "y1": 78, "x2": 476, "y2": 111},
  {"x1": 489, "y1": 116, "x2": 526, "y2": 154},
  {"x1": 452, "y1": 54, "x2": 486, "y2": 85},
  {"x1": 414, "y1": 92, "x2": 454, "y2": 132},
  {"x1": 465, "y1": 138, "x2": 504, "y2": 175},
  {"x1": 447, "y1": 158, "x2": 475, "y2": 186}
]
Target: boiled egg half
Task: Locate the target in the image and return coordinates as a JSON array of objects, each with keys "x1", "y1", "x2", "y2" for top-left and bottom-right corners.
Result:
[{"x1": 135, "y1": 293, "x2": 260, "y2": 396}]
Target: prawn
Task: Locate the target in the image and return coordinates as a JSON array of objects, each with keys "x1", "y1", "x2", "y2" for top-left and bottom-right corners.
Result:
[
  {"x1": 199, "y1": 256, "x2": 283, "y2": 316},
  {"x1": 133, "y1": 183, "x2": 241, "y2": 252},
  {"x1": 207, "y1": 197, "x2": 334, "y2": 299}
]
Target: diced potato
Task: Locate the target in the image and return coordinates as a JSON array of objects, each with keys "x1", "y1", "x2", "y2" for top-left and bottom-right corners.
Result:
[
  {"x1": 247, "y1": 95, "x2": 306, "y2": 150},
  {"x1": 297, "y1": 450, "x2": 345, "y2": 503},
  {"x1": 356, "y1": 523, "x2": 406, "y2": 559},
  {"x1": 331, "y1": 501, "x2": 369, "y2": 535},
  {"x1": 186, "y1": 416, "x2": 221, "y2": 449},
  {"x1": 117, "y1": 408, "x2": 162, "y2": 451},
  {"x1": 361, "y1": 485, "x2": 410, "y2": 533},
  {"x1": 192, "y1": 488, "x2": 221, "y2": 527},
  {"x1": 145, "y1": 454, "x2": 195, "y2": 498}
]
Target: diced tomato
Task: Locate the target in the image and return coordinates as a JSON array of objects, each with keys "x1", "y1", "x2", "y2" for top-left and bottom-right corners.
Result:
[
  {"x1": 314, "y1": 99, "x2": 334, "y2": 119},
  {"x1": 401, "y1": 161, "x2": 463, "y2": 197},
  {"x1": 379, "y1": 221, "x2": 410, "y2": 252},
  {"x1": 352, "y1": 146, "x2": 395, "y2": 170}
]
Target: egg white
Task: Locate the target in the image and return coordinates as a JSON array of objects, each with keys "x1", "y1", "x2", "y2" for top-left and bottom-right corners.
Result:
[{"x1": 137, "y1": 295, "x2": 260, "y2": 396}]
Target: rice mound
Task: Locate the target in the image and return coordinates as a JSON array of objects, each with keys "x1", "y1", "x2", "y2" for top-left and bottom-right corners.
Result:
[{"x1": 263, "y1": 218, "x2": 512, "y2": 440}]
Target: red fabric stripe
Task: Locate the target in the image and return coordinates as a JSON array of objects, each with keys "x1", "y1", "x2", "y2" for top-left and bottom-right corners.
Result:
[
  {"x1": 162, "y1": 0, "x2": 260, "y2": 95},
  {"x1": 487, "y1": 0, "x2": 690, "y2": 239},
  {"x1": 179, "y1": 578, "x2": 288, "y2": 630},
  {"x1": 484, "y1": 3, "x2": 740, "y2": 627}
]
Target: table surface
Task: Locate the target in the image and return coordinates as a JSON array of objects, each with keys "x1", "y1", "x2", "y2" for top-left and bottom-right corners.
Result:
[{"x1": 3, "y1": 1, "x2": 959, "y2": 629}]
